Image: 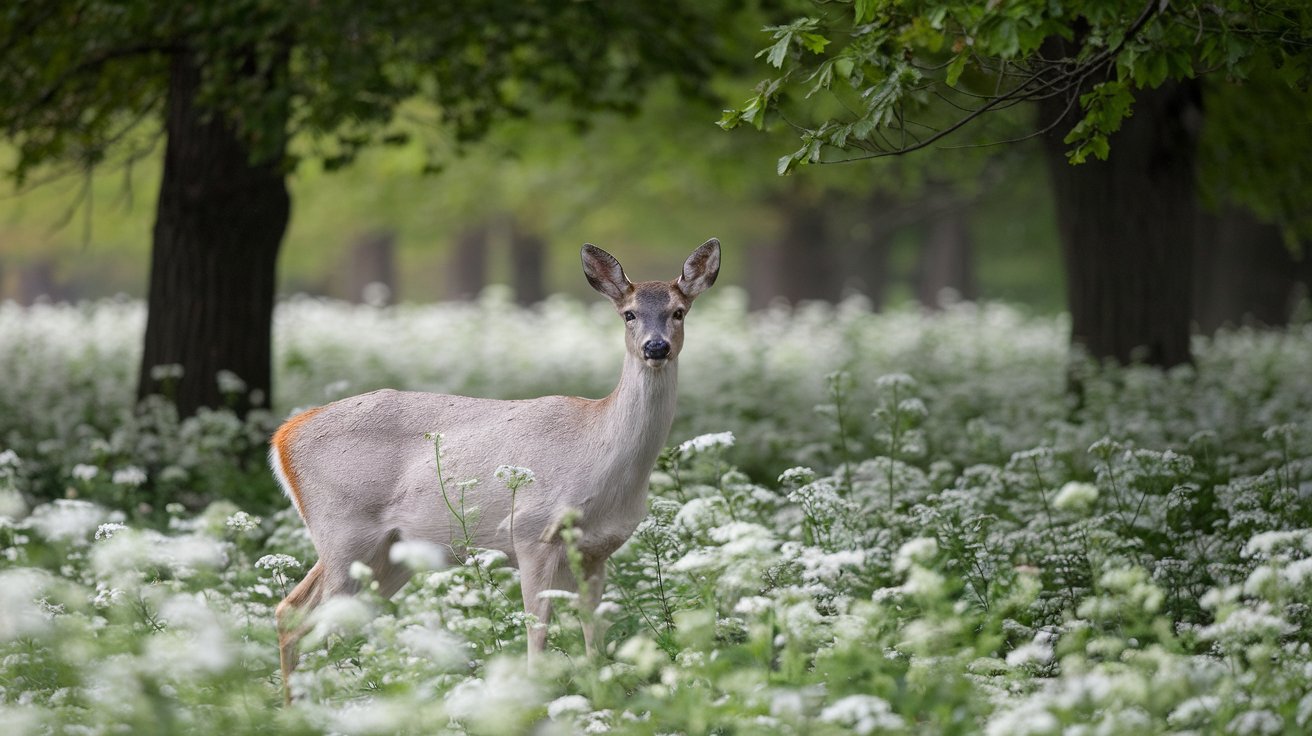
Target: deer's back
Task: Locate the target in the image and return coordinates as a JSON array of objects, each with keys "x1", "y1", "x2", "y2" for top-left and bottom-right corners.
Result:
[{"x1": 273, "y1": 388, "x2": 609, "y2": 554}]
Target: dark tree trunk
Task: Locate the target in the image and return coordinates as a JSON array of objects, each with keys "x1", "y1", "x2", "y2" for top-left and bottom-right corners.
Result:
[
  {"x1": 346, "y1": 230, "x2": 397, "y2": 305},
  {"x1": 915, "y1": 205, "x2": 976, "y2": 309},
  {"x1": 16, "y1": 259, "x2": 64, "y2": 304},
  {"x1": 1040, "y1": 74, "x2": 1201, "y2": 368},
  {"x1": 748, "y1": 192, "x2": 838, "y2": 307},
  {"x1": 847, "y1": 192, "x2": 898, "y2": 310},
  {"x1": 509, "y1": 223, "x2": 547, "y2": 306},
  {"x1": 137, "y1": 54, "x2": 290, "y2": 417},
  {"x1": 1193, "y1": 205, "x2": 1304, "y2": 332},
  {"x1": 446, "y1": 225, "x2": 489, "y2": 301}
]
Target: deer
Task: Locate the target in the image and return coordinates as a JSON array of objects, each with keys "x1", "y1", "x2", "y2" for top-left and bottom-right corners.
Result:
[{"x1": 271, "y1": 238, "x2": 720, "y2": 701}]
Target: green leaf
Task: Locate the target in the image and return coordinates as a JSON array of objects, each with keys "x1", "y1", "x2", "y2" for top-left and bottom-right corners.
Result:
[
  {"x1": 945, "y1": 53, "x2": 969, "y2": 87},
  {"x1": 835, "y1": 57, "x2": 855, "y2": 81},
  {"x1": 758, "y1": 34, "x2": 792, "y2": 69},
  {"x1": 800, "y1": 33, "x2": 830, "y2": 55},
  {"x1": 777, "y1": 152, "x2": 797, "y2": 175},
  {"x1": 854, "y1": 0, "x2": 878, "y2": 24}
]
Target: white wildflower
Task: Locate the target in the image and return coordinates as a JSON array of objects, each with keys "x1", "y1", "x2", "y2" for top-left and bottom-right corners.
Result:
[
  {"x1": 255, "y1": 553, "x2": 302, "y2": 572},
  {"x1": 388, "y1": 539, "x2": 447, "y2": 571},
  {"x1": 734, "y1": 596, "x2": 773, "y2": 616},
  {"x1": 71, "y1": 464, "x2": 100, "y2": 482},
  {"x1": 215, "y1": 369, "x2": 247, "y2": 395},
  {"x1": 547, "y1": 695, "x2": 592, "y2": 721},
  {"x1": 149, "y1": 363, "x2": 185, "y2": 381},
  {"x1": 778, "y1": 466, "x2": 816, "y2": 486},
  {"x1": 1052, "y1": 481, "x2": 1099, "y2": 512},
  {"x1": 0, "y1": 568, "x2": 55, "y2": 639},
  {"x1": 0, "y1": 489, "x2": 27, "y2": 520},
  {"x1": 894, "y1": 536, "x2": 938, "y2": 573},
  {"x1": 224, "y1": 510, "x2": 261, "y2": 533},
  {"x1": 146, "y1": 594, "x2": 233, "y2": 678},
  {"x1": 1006, "y1": 630, "x2": 1055, "y2": 668},
  {"x1": 537, "y1": 589, "x2": 580, "y2": 602},
  {"x1": 1227, "y1": 709, "x2": 1283, "y2": 735},
  {"x1": 304, "y1": 596, "x2": 373, "y2": 646},
  {"x1": 678, "y1": 431, "x2": 735, "y2": 457},
  {"x1": 444, "y1": 659, "x2": 544, "y2": 733},
  {"x1": 111, "y1": 466, "x2": 147, "y2": 487},
  {"x1": 0, "y1": 449, "x2": 21, "y2": 469},
  {"x1": 1243, "y1": 529, "x2": 1312, "y2": 559},
  {"x1": 1168, "y1": 695, "x2": 1219, "y2": 728},
  {"x1": 616, "y1": 635, "x2": 664, "y2": 676},
  {"x1": 396, "y1": 625, "x2": 466, "y2": 670},
  {"x1": 94, "y1": 522, "x2": 127, "y2": 540},
  {"x1": 1200, "y1": 603, "x2": 1295, "y2": 645},
  {"x1": 28, "y1": 499, "x2": 108, "y2": 542},
  {"x1": 349, "y1": 560, "x2": 373, "y2": 582},
  {"x1": 818, "y1": 694, "x2": 903, "y2": 735},
  {"x1": 875, "y1": 373, "x2": 917, "y2": 391},
  {"x1": 494, "y1": 464, "x2": 536, "y2": 491}
]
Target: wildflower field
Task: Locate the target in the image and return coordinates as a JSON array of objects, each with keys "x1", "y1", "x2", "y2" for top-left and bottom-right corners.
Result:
[{"x1": 2, "y1": 290, "x2": 1311, "y2": 735}]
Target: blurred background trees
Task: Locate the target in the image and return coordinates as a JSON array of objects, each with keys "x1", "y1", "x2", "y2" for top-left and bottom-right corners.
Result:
[{"x1": 2, "y1": 1, "x2": 1310, "y2": 410}]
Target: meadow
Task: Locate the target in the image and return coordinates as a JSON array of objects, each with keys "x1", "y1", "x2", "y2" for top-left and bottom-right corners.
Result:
[{"x1": 2, "y1": 290, "x2": 1311, "y2": 734}]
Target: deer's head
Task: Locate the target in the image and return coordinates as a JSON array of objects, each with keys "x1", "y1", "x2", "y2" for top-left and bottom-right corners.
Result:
[{"x1": 582, "y1": 239, "x2": 720, "y2": 369}]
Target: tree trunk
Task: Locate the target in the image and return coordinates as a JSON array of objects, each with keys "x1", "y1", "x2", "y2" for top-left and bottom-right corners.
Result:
[
  {"x1": 509, "y1": 223, "x2": 547, "y2": 306},
  {"x1": 1193, "y1": 205, "x2": 1303, "y2": 332},
  {"x1": 846, "y1": 192, "x2": 897, "y2": 310},
  {"x1": 748, "y1": 192, "x2": 838, "y2": 307},
  {"x1": 15, "y1": 259, "x2": 64, "y2": 305},
  {"x1": 1040, "y1": 76, "x2": 1201, "y2": 368},
  {"x1": 915, "y1": 205, "x2": 976, "y2": 309},
  {"x1": 346, "y1": 230, "x2": 397, "y2": 306},
  {"x1": 137, "y1": 54, "x2": 290, "y2": 417},
  {"x1": 446, "y1": 225, "x2": 489, "y2": 301}
]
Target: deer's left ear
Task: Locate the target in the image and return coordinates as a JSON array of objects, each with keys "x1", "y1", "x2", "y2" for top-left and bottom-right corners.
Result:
[{"x1": 677, "y1": 238, "x2": 720, "y2": 299}]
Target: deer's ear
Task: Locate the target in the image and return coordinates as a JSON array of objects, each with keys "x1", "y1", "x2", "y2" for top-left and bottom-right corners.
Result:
[
  {"x1": 581, "y1": 244, "x2": 632, "y2": 302},
  {"x1": 677, "y1": 238, "x2": 720, "y2": 299}
]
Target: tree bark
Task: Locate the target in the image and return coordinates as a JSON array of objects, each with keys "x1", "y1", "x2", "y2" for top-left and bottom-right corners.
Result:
[
  {"x1": 846, "y1": 192, "x2": 897, "y2": 310},
  {"x1": 446, "y1": 224, "x2": 489, "y2": 301},
  {"x1": 137, "y1": 53, "x2": 290, "y2": 417},
  {"x1": 1193, "y1": 205, "x2": 1304, "y2": 332},
  {"x1": 346, "y1": 230, "x2": 397, "y2": 306},
  {"x1": 915, "y1": 205, "x2": 977, "y2": 309},
  {"x1": 748, "y1": 190, "x2": 839, "y2": 307},
  {"x1": 509, "y1": 223, "x2": 547, "y2": 306},
  {"x1": 1040, "y1": 76, "x2": 1201, "y2": 368}
]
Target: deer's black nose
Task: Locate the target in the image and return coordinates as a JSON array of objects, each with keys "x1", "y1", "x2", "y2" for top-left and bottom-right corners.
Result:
[{"x1": 643, "y1": 339, "x2": 671, "y2": 360}]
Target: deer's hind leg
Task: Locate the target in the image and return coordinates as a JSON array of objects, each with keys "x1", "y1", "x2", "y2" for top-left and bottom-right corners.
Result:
[
  {"x1": 276, "y1": 561, "x2": 329, "y2": 704},
  {"x1": 276, "y1": 538, "x2": 394, "y2": 703}
]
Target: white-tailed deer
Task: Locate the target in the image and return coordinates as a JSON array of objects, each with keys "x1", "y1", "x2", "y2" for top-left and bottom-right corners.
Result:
[{"x1": 272, "y1": 238, "x2": 720, "y2": 700}]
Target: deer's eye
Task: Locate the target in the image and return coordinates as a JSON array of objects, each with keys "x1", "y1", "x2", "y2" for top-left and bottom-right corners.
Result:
[
  {"x1": 673, "y1": 309, "x2": 685, "y2": 321},
  {"x1": 624, "y1": 311, "x2": 636, "y2": 322}
]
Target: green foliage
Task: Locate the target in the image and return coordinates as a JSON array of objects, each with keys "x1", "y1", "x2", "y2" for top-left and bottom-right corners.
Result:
[
  {"x1": 0, "y1": 1, "x2": 726, "y2": 181},
  {"x1": 726, "y1": 0, "x2": 1312, "y2": 216}
]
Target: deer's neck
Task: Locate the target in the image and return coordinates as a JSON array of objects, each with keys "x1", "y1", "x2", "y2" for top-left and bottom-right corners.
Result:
[{"x1": 596, "y1": 353, "x2": 679, "y2": 470}]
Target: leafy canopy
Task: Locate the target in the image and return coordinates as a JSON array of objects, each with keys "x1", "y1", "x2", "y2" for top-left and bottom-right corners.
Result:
[
  {"x1": 723, "y1": 0, "x2": 1312, "y2": 172},
  {"x1": 0, "y1": 0, "x2": 723, "y2": 184}
]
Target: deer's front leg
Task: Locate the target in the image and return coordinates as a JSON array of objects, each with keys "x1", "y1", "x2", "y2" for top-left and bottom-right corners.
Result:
[
  {"x1": 580, "y1": 560, "x2": 609, "y2": 658},
  {"x1": 518, "y1": 541, "x2": 567, "y2": 663}
]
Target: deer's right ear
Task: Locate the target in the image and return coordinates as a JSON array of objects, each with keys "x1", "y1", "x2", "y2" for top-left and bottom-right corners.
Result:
[{"x1": 581, "y1": 244, "x2": 633, "y2": 302}]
